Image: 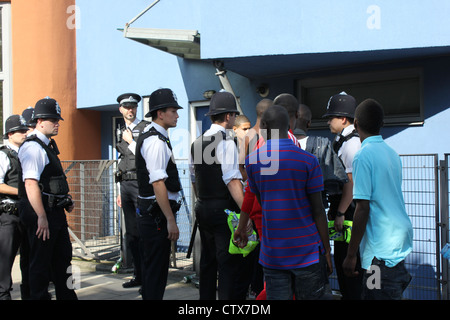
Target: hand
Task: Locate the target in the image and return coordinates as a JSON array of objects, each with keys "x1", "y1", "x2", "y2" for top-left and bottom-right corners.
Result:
[
  {"x1": 343, "y1": 254, "x2": 360, "y2": 278},
  {"x1": 334, "y1": 215, "x2": 345, "y2": 232},
  {"x1": 167, "y1": 219, "x2": 179, "y2": 241},
  {"x1": 122, "y1": 128, "x2": 133, "y2": 144},
  {"x1": 324, "y1": 251, "x2": 333, "y2": 276},
  {"x1": 233, "y1": 225, "x2": 249, "y2": 248},
  {"x1": 116, "y1": 195, "x2": 122, "y2": 208},
  {"x1": 36, "y1": 214, "x2": 50, "y2": 241}
]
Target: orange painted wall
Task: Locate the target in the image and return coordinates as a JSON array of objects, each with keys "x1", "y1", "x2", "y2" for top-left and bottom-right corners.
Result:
[{"x1": 10, "y1": 0, "x2": 101, "y2": 160}]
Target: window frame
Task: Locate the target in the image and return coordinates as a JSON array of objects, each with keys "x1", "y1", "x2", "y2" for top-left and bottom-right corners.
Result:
[
  {"x1": 0, "y1": 2, "x2": 12, "y2": 135},
  {"x1": 296, "y1": 67, "x2": 424, "y2": 129}
]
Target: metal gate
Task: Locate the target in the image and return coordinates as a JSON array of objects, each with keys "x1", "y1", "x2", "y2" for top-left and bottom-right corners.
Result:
[
  {"x1": 400, "y1": 154, "x2": 441, "y2": 300},
  {"x1": 62, "y1": 155, "x2": 450, "y2": 299}
]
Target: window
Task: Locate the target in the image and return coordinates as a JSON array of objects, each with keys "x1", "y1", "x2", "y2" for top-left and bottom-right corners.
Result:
[
  {"x1": 0, "y1": 3, "x2": 12, "y2": 138},
  {"x1": 296, "y1": 68, "x2": 423, "y2": 129}
]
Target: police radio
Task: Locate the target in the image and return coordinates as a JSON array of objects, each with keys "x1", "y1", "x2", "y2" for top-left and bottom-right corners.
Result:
[{"x1": 116, "y1": 124, "x2": 122, "y2": 143}]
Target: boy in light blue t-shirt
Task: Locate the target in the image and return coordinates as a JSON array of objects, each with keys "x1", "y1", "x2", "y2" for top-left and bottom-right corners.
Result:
[{"x1": 342, "y1": 99, "x2": 413, "y2": 300}]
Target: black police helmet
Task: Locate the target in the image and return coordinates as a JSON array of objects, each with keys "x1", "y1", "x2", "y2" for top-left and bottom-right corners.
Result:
[
  {"x1": 117, "y1": 93, "x2": 141, "y2": 107},
  {"x1": 22, "y1": 107, "x2": 35, "y2": 127},
  {"x1": 145, "y1": 88, "x2": 182, "y2": 117},
  {"x1": 31, "y1": 97, "x2": 64, "y2": 122},
  {"x1": 322, "y1": 91, "x2": 356, "y2": 119},
  {"x1": 205, "y1": 91, "x2": 240, "y2": 116},
  {"x1": 3, "y1": 114, "x2": 29, "y2": 139}
]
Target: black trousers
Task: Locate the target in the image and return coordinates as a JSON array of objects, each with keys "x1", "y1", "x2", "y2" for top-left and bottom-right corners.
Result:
[
  {"x1": 328, "y1": 195, "x2": 363, "y2": 300},
  {"x1": 120, "y1": 180, "x2": 142, "y2": 282},
  {"x1": 195, "y1": 199, "x2": 248, "y2": 300},
  {"x1": 0, "y1": 211, "x2": 29, "y2": 300},
  {"x1": 136, "y1": 199, "x2": 178, "y2": 300},
  {"x1": 19, "y1": 198, "x2": 77, "y2": 300}
]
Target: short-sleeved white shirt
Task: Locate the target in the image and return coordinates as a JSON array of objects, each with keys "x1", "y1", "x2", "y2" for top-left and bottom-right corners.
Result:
[
  {"x1": 18, "y1": 129, "x2": 50, "y2": 181},
  {"x1": 139, "y1": 122, "x2": 179, "y2": 201},
  {"x1": 336, "y1": 124, "x2": 361, "y2": 174}
]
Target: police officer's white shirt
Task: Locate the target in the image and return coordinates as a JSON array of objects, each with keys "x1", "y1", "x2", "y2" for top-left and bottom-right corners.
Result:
[
  {"x1": 0, "y1": 142, "x2": 19, "y2": 184},
  {"x1": 197, "y1": 123, "x2": 243, "y2": 186},
  {"x1": 18, "y1": 129, "x2": 50, "y2": 181},
  {"x1": 139, "y1": 122, "x2": 179, "y2": 201},
  {"x1": 337, "y1": 124, "x2": 361, "y2": 174},
  {"x1": 125, "y1": 118, "x2": 140, "y2": 155}
]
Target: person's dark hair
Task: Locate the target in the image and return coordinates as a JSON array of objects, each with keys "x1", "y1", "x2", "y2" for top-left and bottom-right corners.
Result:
[
  {"x1": 355, "y1": 99, "x2": 384, "y2": 135},
  {"x1": 210, "y1": 112, "x2": 235, "y2": 123},
  {"x1": 273, "y1": 93, "x2": 299, "y2": 118},
  {"x1": 150, "y1": 107, "x2": 167, "y2": 119}
]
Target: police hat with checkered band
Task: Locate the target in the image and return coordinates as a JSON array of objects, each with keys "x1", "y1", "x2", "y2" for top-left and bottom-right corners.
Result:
[
  {"x1": 3, "y1": 114, "x2": 29, "y2": 139},
  {"x1": 145, "y1": 88, "x2": 182, "y2": 117},
  {"x1": 117, "y1": 93, "x2": 141, "y2": 107},
  {"x1": 31, "y1": 97, "x2": 64, "y2": 122},
  {"x1": 322, "y1": 91, "x2": 356, "y2": 119}
]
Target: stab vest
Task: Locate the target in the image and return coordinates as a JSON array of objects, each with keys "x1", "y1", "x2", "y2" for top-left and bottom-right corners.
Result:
[
  {"x1": 191, "y1": 130, "x2": 237, "y2": 205},
  {"x1": 135, "y1": 126, "x2": 181, "y2": 198},
  {"x1": 116, "y1": 120, "x2": 149, "y2": 173},
  {"x1": 18, "y1": 135, "x2": 69, "y2": 198},
  {"x1": 0, "y1": 146, "x2": 20, "y2": 200},
  {"x1": 332, "y1": 129, "x2": 359, "y2": 155}
]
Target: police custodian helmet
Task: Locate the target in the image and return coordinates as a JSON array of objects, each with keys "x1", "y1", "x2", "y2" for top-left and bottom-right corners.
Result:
[
  {"x1": 205, "y1": 90, "x2": 240, "y2": 116},
  {"x1": 145, "y1": 88, "x2": 183, "y2": 117},
  {"x1": 31, "y1": 97, "x2": 64, "y2": 122},
  {"x1": 3, "y1": 114, "x2": 29, "y2": 139},
  {"x1": 322, "y1": 91, "x2": 356, "y2": 119}
]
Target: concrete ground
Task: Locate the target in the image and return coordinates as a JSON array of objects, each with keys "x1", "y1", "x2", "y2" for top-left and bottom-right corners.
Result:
[{"x1": 10, "y1": 255, "x2": 200, "y2": 300}]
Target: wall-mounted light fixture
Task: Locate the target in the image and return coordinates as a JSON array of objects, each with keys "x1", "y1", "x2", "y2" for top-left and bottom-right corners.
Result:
[
  {"x1": 203, "y1": 90, "x2": 216, "y2": 99},
  {"x1": 257, "y1": 84, "x2": 269, "y2": 97}
]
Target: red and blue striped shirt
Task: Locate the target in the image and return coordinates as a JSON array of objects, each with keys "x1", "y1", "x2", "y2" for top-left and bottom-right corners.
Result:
[{"x1": 245, "y1": 138, "x2": 324, "y2": 270}]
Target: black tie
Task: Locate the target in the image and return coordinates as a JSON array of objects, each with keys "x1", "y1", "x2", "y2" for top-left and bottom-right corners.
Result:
[{"x1": 49, "y1": 139, "x2": 60, "y2": 155}]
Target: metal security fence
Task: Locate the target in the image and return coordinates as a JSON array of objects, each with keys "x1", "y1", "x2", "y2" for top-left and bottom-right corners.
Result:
[
  {"x1": 328, "y1": 154, "x2": 444, "y2": 299},
  {"x1": 62, "y1": 160, "x2": 194, "y2": 270},
  {"x1": 400, "y1": 154, "x2": 440, "y2": 300},
  {"x1": 64, "y1": 154, "x2": 450, "y2": 299}
]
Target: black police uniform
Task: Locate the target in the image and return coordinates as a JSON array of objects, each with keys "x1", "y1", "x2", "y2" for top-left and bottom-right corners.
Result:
[
  {"x1": 323, "y1": 92, "x2": 363, "y2": 300},
  {"x1": 190, "y1": 91, "x2": 248, "y2": 300},
  {"x1": 18, "y1": 97, "x2": 77, "y2": 300},
  {"x1": 0, "y1": 115, "x2": 30, "y2": 300},
  {"x1": 134, "y1": 88, "x2": 182, "y2": 300},
  {"x1": 115, "y1": 93, "x2": 149, "y2": 288}
]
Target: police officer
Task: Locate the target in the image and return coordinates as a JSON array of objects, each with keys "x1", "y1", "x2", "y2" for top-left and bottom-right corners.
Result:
[
  {"x1": 22, "y1": 107, "x2": 36, "y2": 134},
  {"x1": 18, "y1": 97, "x2": 77, "y2": 300},
  {"x1": 115, "y1": 93, "x2": 149, "y2": 288},
  {"x1": 135, "y1": 88, "x2": 182, "y2": 300},
  {"x1": 322, "y1": 91, "x2": 363, "y2": 300},
  {"x1": 0, "y1": 115, "x2": 29, "y2": 300},
  {"x1": 190, "y1": 91, "x2": 247, "y2": 300}
]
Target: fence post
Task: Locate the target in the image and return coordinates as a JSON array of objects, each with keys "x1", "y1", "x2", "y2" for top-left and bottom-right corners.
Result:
[
  {"x1": 80, "y1": 162, "x2": 86, "y2": 242},
  {"x1": 440, "y1": 157, "x2": 450, "y2": 299}
]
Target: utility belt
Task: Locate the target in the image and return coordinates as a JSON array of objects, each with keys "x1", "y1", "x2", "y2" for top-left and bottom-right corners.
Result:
[
  {"x1": 0, "y1": 199, "x2": 19, "y2": 215},
  {"x1": 136, "y1": 197, "x2": 181, "y2": 218},
  {"x1": 115, "y1": 170, "x2": 137, "y2": 183},
  {"x1": 42, "y1": 192, "x2": 73, "y2": 210},
  {"x1": 136, "y1": 197, "x2": 181, "y2": 232}
]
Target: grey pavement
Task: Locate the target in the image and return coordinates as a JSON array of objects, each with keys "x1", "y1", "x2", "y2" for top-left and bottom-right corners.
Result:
[{"x1": 10, "y1": 255, "x2": 200, "y2": 300}]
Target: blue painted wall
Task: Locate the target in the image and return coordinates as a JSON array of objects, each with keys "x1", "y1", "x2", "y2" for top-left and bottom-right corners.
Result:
[
  {"x1": 76, "y1": 0, "x2": 200, "y2": 159},
  {"x1": 200, "y1": 0, "x2": 450, "y2": 58},
  {"x1": 76, "y1": 0, "x2": 450, "y2": 158}
]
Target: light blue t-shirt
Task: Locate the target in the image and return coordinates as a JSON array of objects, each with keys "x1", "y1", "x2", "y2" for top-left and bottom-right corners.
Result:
[{"x1": 352, "y1": 135, "x2": 413, "y2": 270}]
